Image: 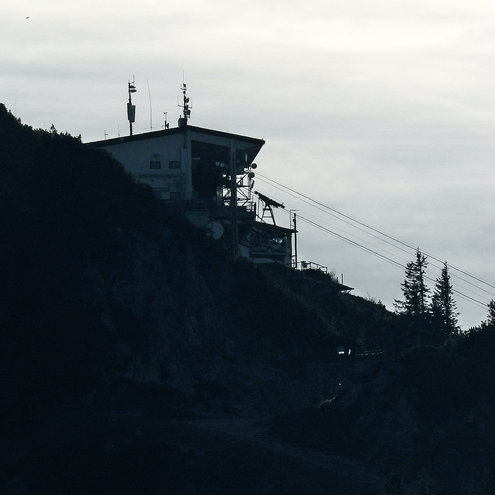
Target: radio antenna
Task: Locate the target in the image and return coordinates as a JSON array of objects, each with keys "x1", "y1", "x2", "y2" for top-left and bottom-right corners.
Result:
[
  {"x1": 127, "y1": 77, "x2": 137, "y2": 136},
  {"x1": 147, "y1": 78, "x2": 153, "y2": 131},
  {"x1": 177, "y1": 76, "x2": 191, "y2": 127}
]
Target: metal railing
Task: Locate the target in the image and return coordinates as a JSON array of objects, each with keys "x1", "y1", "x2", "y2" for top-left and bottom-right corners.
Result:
[{"x1": 296, "y1": 260, "x2": 328, "y2": 273}]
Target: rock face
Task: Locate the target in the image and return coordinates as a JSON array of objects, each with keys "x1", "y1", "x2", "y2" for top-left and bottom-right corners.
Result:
[{"x1": 3, "y1": 105, "x2": 495, "y2": 494}]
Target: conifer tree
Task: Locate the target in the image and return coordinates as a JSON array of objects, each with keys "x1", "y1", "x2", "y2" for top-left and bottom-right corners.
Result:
[
  {"x1": 395, "y1": 249, "x2": 430, "y2": 319},
  {"x1": 430, "y1": 262, "x2": 459, "y2": 341},
  {"x1": 486, "y1": 300, "x2": 495, "y2": 327},
  {"x1": 394, "y1": 249, "x2": 430, "y2": 344}
]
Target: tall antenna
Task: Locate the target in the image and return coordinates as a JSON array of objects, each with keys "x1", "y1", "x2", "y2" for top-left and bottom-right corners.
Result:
[
  {"x1": 178, "y1": 78, "x2": 191, "y2": 127},
  {"x1": 127, "y1": 77, "x2": 137, "y2": 136},
  {"x1": 293, "y1": 211, "x2": 298, "y2": 268},
  {"x1": 147, "y1": 78, "x2": 153, "y2": 131}
]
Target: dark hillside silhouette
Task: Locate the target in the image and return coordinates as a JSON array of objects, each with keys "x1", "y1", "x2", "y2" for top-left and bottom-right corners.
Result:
[{"x1": 2, "y1": 104, "x2": 495, "y2": 494}]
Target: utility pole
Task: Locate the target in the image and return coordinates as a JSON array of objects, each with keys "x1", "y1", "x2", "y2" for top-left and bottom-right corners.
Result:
[{"x1": 231, "y1": 149, "x2": 238, "y2": 258}]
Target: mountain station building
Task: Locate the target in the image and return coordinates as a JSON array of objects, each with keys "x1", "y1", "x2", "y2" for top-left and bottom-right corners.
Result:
[{"x1": 88, "y1": 120, "x2": 295, "y2": 266}]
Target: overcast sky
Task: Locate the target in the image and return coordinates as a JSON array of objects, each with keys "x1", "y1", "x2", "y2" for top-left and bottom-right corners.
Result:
[{"x1": 4, "y1": 0, "x2": 495, "y2": 328}]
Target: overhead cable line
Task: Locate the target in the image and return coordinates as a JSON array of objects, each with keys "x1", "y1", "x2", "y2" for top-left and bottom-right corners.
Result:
[
  {"x1": 278, "y1": 204, "x2": 490, "y2": 303},
  {"x1": 259, "y1": 176, "x2": 416, "y2": 260},
  {"x1": 296, "y1": 213, "x2": 487, "y2": 310},
  {"x1": 277, "y1": 206, "x2": 413, "y2": 268},
  {"x1": 261, "y1": 175, "x2": 495, "y2": 301},
  {"x1": 256, "y1": 176, "x2": 490, "y2": 309},
  {"x1": 421, "y1": 274, "x2": 488, "y2": 309},
  {"x1": 296, "y1": 213, "x2": 406, "y2": 269},
  {"x1": 257, "y1": 173, "x2": 495, "y2": 295}
]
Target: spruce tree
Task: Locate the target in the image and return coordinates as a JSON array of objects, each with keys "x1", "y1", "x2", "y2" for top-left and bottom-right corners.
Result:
[
  {"x1": 430, "y1": 262, "x2": 459, "y2": 342},
  {"x1": 395, "y1": 249, "x2": 430, "y2": 318},
  {"x1": 486, "y1": 300, "x2": 495, "y2": 327},
  {"x1": 394, "y1": 249, "x2": 430, "y2": 344}
]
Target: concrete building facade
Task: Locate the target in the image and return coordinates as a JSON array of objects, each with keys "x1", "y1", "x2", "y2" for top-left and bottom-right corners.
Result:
[{"x1": 89, "y1": 124, "x2": 295, "y2": 266}]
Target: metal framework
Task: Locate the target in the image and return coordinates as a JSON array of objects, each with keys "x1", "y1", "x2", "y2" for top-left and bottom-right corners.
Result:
[{"x1": 127, "y1": 78, "x2": 137, "y2": 136}]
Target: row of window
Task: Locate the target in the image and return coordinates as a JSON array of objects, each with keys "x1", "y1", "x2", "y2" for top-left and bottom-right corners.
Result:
[{"x1": 150, "y1": 160, "x2": 180, "y2": 170}]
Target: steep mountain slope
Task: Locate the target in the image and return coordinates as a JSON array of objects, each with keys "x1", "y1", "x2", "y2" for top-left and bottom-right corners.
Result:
[
  {"x1": 2, "y1": 104, "x2": 495, "y2": 494},
  {"x1": 0, "y1": 105, "x2": 375, "y2": 493}
]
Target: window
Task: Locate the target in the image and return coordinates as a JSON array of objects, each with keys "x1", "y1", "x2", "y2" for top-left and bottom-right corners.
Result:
[
  {"x1": 169, "y1": 160, "x2": 180, "y2": 169},
  {"x1": 170, "y1": 192, "x2": 181, "y2": 200},
  {"x1": 150, "y1": 160, "x2": 161, "y2": 169}
]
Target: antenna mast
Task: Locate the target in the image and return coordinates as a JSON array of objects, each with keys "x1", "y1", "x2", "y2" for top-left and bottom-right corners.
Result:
[
  {"x1": 147, "y1": 79, "x2": 153, "y2": 131},
  {"x1": 127, "y1": 78, "x2": 137, "y2": 136},
  {"x1": 293, "y1": 212, "x2": 298, "y2": 268},
  {"x1": 178, "y1": 80, "x2": 191, "y2": 127}
]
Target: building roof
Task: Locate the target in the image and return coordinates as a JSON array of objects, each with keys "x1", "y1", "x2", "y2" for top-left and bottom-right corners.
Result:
[
  {"x1": 87, "y1": 124, "x2": 265, "y2": 148},
  {"x1": 253, "y1": 221, "x2": 296, "y2": 235}
]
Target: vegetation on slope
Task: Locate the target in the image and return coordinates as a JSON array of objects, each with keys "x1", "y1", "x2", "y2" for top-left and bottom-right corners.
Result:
[
  {"x1": 0, "y1": 105, "x2": 374, "y2": 493},
  {"x1": 2, "y1": 104, "x2": 495, "y2": 494}
]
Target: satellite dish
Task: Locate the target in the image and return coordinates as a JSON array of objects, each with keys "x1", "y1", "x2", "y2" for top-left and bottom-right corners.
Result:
[{"x1": 251, "y1": 163, "x2": 257, "y2": 169}]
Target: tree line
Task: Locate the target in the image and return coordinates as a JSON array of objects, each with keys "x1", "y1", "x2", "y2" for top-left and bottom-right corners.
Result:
[
  {"x1": 394, "y1": 249, "x2": 495, "y2": 345},
  {"x1": 393, "y1": 249, "x2": 457, "y2": 346}
]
